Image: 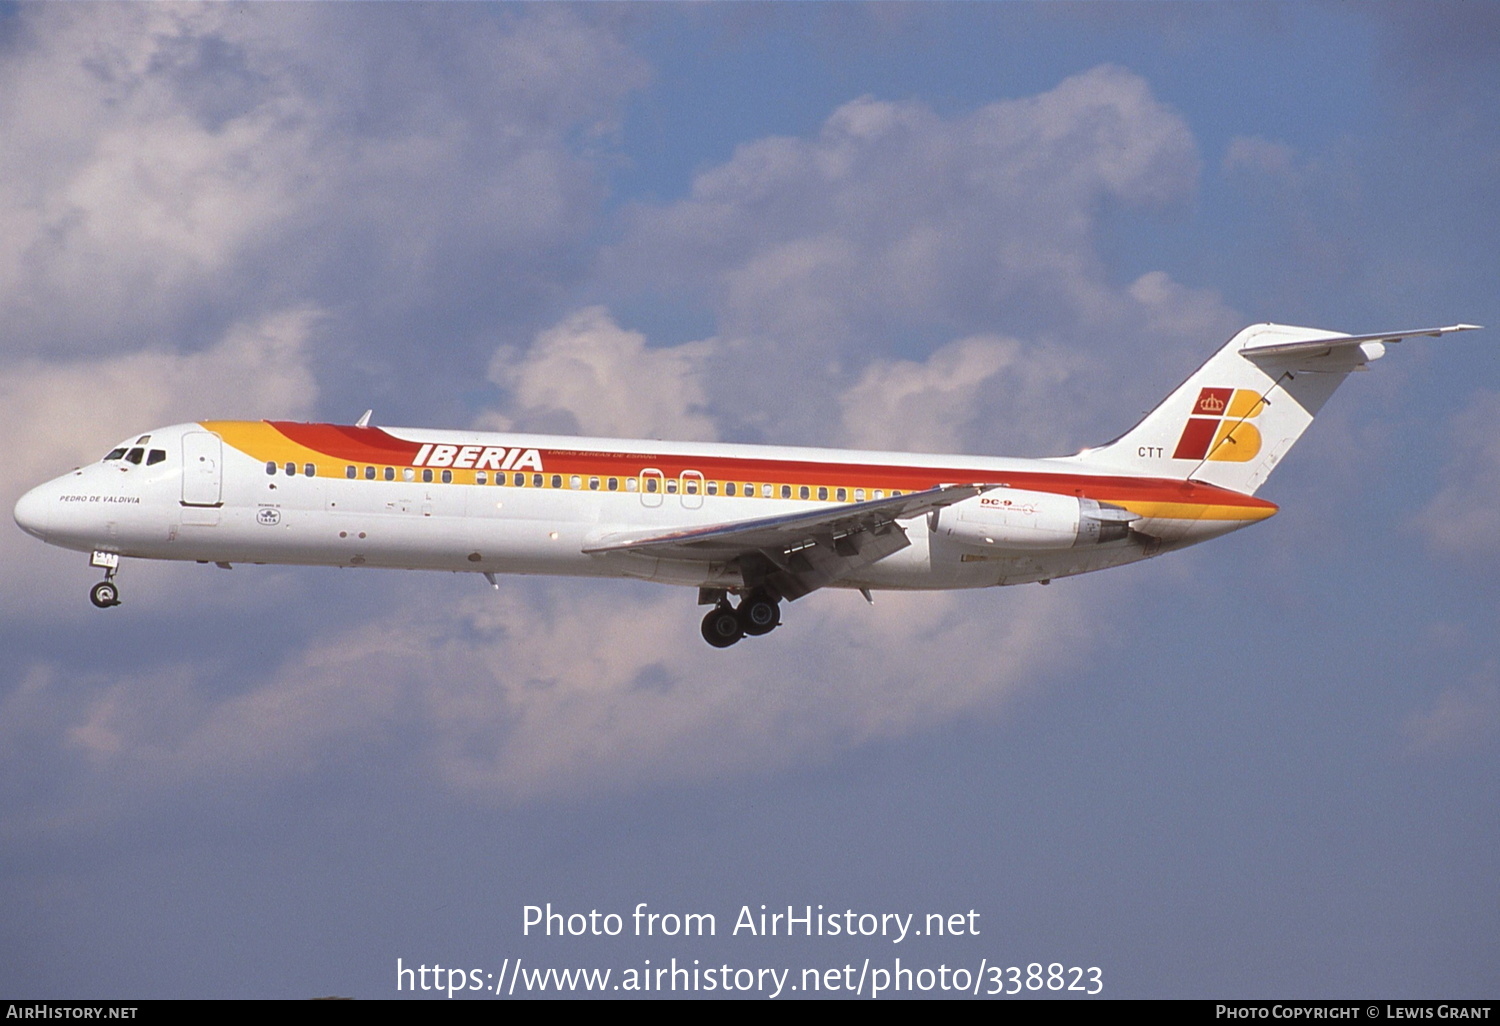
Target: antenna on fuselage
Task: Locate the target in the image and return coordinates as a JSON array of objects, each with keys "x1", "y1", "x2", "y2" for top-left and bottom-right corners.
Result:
[{"x1": 355, "y1": 410, "x2": 373, "y2": 428}]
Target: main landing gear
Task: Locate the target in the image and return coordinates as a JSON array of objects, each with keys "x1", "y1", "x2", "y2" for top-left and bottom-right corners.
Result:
[
  {"x1": 700, "y1": 591, "x2": 781, "y2": 648},
  {"x1": 89, "y1": 550, "x2": 121, "y2": 608}
]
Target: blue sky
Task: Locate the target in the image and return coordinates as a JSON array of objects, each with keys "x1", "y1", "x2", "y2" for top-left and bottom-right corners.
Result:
[{"x1": 1, "y1": 3, "x2": 1496, "y2": 999}]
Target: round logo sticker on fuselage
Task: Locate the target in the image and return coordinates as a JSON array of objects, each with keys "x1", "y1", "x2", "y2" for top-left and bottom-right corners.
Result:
[{"x1": 256, "y1": 507, "x2": 282, "y2": 526}]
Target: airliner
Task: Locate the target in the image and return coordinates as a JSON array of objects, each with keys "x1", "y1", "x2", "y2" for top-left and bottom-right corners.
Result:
[{"x1": 13, "y1": 322, "x2": 1479, "y2": 646}]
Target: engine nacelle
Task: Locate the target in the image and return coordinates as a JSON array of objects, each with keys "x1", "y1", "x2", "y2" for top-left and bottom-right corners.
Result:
[{"x1": 937, "y1": 488, "x2": 1137, "y2": 550}]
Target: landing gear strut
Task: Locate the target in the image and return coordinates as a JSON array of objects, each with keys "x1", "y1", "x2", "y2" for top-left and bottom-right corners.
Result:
[
  {"x1": 89, "y1": 550, "x2": 121, "y2": 608},
  {"x1": 699, "y1": 591, "x2": 781, "y2": 647}
]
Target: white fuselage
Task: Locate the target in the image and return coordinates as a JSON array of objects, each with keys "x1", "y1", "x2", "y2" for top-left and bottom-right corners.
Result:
[{"x1": 15, "y1": 421, "x2": 1269, "y2": 595}]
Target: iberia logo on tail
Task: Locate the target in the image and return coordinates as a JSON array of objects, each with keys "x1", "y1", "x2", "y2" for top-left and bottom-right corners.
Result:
[{"x1": 1172, "y1": 388, "x2": 1265, "y2": 462}]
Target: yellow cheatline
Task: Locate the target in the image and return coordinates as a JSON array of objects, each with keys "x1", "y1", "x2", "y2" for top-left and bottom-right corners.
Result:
[
  {"x1": 1116, "y1": 501, "x2": 1277, "y2": 523},
  {"x1": 200, "y1": 421, "x2": 330, "y2": 467}
]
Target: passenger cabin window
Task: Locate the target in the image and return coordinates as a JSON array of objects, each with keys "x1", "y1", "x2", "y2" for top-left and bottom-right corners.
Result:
[
  {"x1": 550, "y1": 474, "x2": 562, "y2": 489},
  {"x1": 532, "y1": 474, "x2": 543, "y2": 488},
  {"x1": 589, "y1": 477, "x2": 600, "y2": 491},
  {"x1": 475, "y1": 471, "x2": 487, "y2": 485},
  {"x1": 725, "y1": 482, "x2": 736, "y2": 497},
  {"x1": 383, "y1": 466, "x2": 394, "y2": 481},
  {"x1": 608, "y1": 477, "x2": 619, "y2": 491},
  {"x1": 266, "y1": 461, "x2": 277, "y2": 475},
  {"x1": 817, "y1": 486, "x2": 828, "y2": 501},
  {"x1": 365, "y1": 466, "x2": 376, "y2": 480},
  {"x1": 645, "y1": 477, "x2": 658, "y2": 493},
  {"x1": 147, "y1": 449, "x2": 166, "y2": 465},
  {"x1": 571, "y1": 475, "x2": 582, "y2": 490},
  {"x1": 836, "y1": 487, "x2": 846, "y2": 501},
  {"x1": 515, "y1": 473, "x2": 527, "y2": 487},
  {"x1": 799, "y1": 486, "x2": 810, "y2": 500},
  {"x1": 305, "y1": 463, "x2": 316, "y2": 477},
  {"x1": 441, "y1": 470, "x2": 453, "y2": 484},
  {"x1": 855, "y1": 489, "x2": 865, "y2": 502},
  {"x1": 625, "y1": 478, "x2": 638, "y2": 492},
  {"x1": 346, "y1": 465, "x2": 356, "y2": 479},
  {"x1": 666, "y1": 480, "x2": 678, "y2": 494},
  {"x1": 706, "y1": 481, "x2": 718, "y2": 495},
  {"x1": 422, "y1": 469, "x2": 433, "y2": 483},
  {"x1": 125, "y1": 448, "x2": 144, "y2": 465},
  {"x1": 286, "y1": 462, "x2": 298, "y2": 476}
]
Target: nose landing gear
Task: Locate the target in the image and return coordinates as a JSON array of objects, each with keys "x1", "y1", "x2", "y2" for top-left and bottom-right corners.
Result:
[
  {"x1": 90, "y1": 580, "x2": 120, "y2": 608},
  {"x1": 88, "y1": 550, "x2": 121, "y2": 608},
  {"x1": 699, "y1": 591, "x2": 781, "y2": 647}
]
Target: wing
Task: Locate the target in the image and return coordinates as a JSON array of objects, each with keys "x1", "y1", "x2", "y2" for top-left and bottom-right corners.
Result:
[{"x1": 583, "y1": 483, "x2": 993, "y2": 600}]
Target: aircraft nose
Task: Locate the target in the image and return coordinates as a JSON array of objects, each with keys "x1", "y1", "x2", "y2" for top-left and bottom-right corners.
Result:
[{"x1": 13, "y1": 482, "x2": 51, "y2": 542}]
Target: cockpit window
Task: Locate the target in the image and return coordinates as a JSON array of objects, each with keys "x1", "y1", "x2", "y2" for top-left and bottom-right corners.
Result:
[
  {"x1": 125, "y1": 448, "x2": 145, "y2": 465},
  {"x1": 146, "y1": 449, "x2": 166, "y2": 465},
  {"x1": 104, "y1": 448, "x2": 127, "y2": 461}
]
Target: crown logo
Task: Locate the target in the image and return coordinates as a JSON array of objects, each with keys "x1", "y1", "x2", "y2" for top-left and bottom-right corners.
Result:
[{"x1": 1174, "y1": 387, "x2": 1265, "y2": 461}]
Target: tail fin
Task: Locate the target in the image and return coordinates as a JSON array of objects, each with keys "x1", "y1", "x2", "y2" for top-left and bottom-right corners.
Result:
[{"x1": 1076, "y1": 322, "x2": 1480, "y2": 495}]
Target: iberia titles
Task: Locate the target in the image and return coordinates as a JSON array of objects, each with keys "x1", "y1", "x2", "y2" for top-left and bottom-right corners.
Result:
[{"x1": 410, "y1": 444, "x2": 544, "y2": 472}]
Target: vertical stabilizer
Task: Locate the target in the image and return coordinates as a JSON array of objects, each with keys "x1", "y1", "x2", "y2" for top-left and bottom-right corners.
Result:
[{"x1": 1075, "y1": 323, "x2": 1479, "y2": 495}]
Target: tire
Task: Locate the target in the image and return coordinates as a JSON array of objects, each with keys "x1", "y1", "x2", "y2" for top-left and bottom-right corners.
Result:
[
  {"x1": 739, "y1": 596, "x2": 780, "y2": 636},
  {"x1": 90, "y1": 581, "x2": 119, "y2": 608},
  {"x1": 701, "y1": 606, "x2": 744, "y2": 647}
]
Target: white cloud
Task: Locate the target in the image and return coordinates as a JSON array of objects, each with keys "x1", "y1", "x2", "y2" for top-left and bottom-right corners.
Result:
[
  {"x1": 1402, "y1": 681, "x2": 1500, "y2": 756},
  {"x1": 838, "y1": 333, "x2": 1079, "y2": 455},
  {"x1": 1418, "y1": 391, "x2": 1500, "y2": 555},
  {"x1": 33, "y1": 577, "x2": 1091, "y2": 804},
  {"x1": 1223, "y1": 136, "x2": 1300, "y2": 180},
  {"x1": 607, "y1": 65, "x2": 1228, "y2": 444},
  {"x1": 0, "y1": 5, "x2": 648, "y2": 361},
  {"x1": 616, "y1": 65, "x2": 1201, "y2": 336},
  {"x1": 482, "y1": 307, "x2": 719, "y2": 441}
]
